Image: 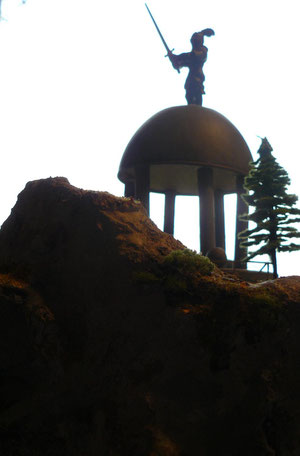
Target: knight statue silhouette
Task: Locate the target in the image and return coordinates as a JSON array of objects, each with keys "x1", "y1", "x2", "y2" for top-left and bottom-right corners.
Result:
[{"x1": 145, "y1": 4, "x2": 215, "y2": 106}]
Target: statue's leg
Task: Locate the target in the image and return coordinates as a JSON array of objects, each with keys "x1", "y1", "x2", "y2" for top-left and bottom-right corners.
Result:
[
  {"x1": 185, "y1": 89, "x2": 193, "y2": 105},
  {"x1": 196, "y1": 92, "x2": 203, "y2": 106},
  {"x1": 187, "y1": 89, "x2": 202, "y2": 106},
  {"x1": 186, "y1": 83, "x2": 203, "y2": 106}
]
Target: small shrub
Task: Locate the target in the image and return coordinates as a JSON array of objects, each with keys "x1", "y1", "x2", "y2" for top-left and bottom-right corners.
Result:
[
  {"x1": 164, "y1": 274, "x2": 188, "y2": 294},
  {"x1": 162, "y1": 249, "x2": 215, "y2": 276},
  {"x1": 133, "y1": 271, "x2": 161, "y2": 284}
]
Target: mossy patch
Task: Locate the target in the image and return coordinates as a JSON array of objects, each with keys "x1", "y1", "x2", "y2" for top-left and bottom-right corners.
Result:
[
  {"x1": 133, "y1": 249, "x2": 215, "y2": 296},
  {"x1": 132, "y1": 271, "x2": 161, "y2": 285},
  {"x1": 162, "y1": 249, "x2": 215, "y2": 276}
]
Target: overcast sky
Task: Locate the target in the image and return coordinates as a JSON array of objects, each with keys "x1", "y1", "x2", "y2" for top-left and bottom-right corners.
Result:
[{"x1": 0, "y1": 0, "x2": 300, "y2": 275}]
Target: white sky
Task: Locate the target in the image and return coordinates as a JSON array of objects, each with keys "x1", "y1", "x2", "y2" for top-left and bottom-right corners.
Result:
[{"x1": 0, "y1": 0, "x2": 300, "y2": 276}]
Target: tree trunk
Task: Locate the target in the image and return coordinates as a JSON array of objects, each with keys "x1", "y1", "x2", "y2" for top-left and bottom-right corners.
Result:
[
  {"x1": 270, "y1": 249, "x2": 278, "y2": 279},
  {"x1": 269, "y1": 215, "x2": 278, "y2": 279}
]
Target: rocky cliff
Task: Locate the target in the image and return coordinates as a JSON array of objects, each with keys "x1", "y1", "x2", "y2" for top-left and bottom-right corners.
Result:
[{"x1": 1, "y1": 177, "x2": 300, "y2": 455}]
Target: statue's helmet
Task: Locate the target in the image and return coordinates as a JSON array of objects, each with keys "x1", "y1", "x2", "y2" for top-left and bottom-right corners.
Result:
[{"x1": 191, "y1": 28, "x2": 215, "y2": 47}]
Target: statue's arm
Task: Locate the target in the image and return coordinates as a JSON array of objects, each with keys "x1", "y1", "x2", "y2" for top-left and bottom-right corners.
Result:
[
  {"x1": 200, "y1": 46, "x2": 208, "y2": 63},
  {"x1": 168, "y1": 52, "x2": 191, "y2": 70}
]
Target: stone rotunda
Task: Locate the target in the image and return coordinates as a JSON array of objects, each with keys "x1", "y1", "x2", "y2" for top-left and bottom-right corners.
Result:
[{"x1": 118, "y1": 104, "x2": 252, "y2": 265}]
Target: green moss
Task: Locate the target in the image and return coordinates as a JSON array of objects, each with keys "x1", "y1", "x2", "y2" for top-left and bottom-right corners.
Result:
[
  {"x1": 164, "y1": 273, "x2": 188, "y2": 294},
  {"x1": 162, "y1": 249, "x2": 215, "y2": 276},
  {"x1": 159, "y1": 249, "x2": 215, "y2": 296},
  {"x1": 242, "y1": 288, "x2": 287, "y2": 344},
  {"x1": 251, "y1": 290, "x2": 281, "y2": 308},
  {"x1": 132, "y1": 271, "x2": 161, "y2": 285},
  {"x1": 132, "y1": 250, "x2": 215, "y2": 296}
]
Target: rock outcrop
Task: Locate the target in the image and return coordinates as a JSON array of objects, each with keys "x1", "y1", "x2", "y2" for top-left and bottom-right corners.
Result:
[{"x1": 1, "y1": 177, "x2": 300, "y2": 455}]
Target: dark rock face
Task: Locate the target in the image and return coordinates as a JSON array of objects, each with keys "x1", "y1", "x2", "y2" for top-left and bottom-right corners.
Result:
[{"x1": 1, "y1": 177, "x2": 300, "y2": 455}]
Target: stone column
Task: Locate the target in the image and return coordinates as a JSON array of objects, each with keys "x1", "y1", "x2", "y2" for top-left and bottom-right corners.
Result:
[
  {"x1": 234, "y1": 175, "x2": 248, "y2": 268},
  {"x1": 198, "y1": 167, "x2": 216, "y2": 255},
  {"x1": 214, "y1": 190, "x2": 225, "y2": 250},
  {"x1": 135, "y1": 165, "x2": 150, "y2": 215},
  {"x1": 124, "y1": 181, "x2": 135, "y2": 198},
  {"x1": 164, "y1": 190, "x2": 176, "y2": 235}
]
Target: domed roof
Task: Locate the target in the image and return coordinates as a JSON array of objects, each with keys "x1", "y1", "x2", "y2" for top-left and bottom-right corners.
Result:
[{"x1": 118, "y1": 105, "x2": 252, "y2": 195}]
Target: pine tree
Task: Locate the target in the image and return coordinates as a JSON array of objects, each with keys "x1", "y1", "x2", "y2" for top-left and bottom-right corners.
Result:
[{"x1": 238, "y1": 137, "x2": 300, "y2": 278}]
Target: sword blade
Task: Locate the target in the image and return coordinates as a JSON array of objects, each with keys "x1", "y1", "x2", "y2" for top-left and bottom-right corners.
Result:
[{"x1": 145, "y1": 3, "x2": 170, "y2": 54}]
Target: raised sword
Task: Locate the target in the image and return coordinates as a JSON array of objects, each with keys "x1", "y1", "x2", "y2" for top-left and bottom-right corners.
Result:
[{"x1": 145, "y1": 3, "x2": 180, "y2": 73}]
